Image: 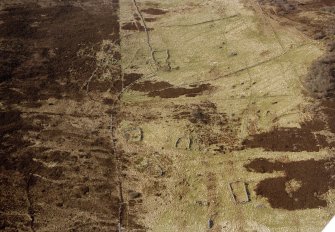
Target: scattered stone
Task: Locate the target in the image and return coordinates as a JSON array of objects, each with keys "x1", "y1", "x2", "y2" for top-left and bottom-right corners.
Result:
[
  {"x1": 81, "y1": 186, "x2": 90, "y2": 195},
  {"x1": 129, "y1": 191, "x2": 142, "y2": 199},
  {"x1": 195, "y1": 200, "x2": 209, "y2": 206},
  {"x1": 229, "y1": 51, "x2": 238, "y2": 57},
  {"x1": 175, "y1": 137, "x2": 192, "y2": 150},
  {"x1": 229, "y1": 181, "x2": 250, "y2": 204},
  {"x1": 314, "y1": 31, "x2": 326, "y2": 40},
  {"x1": 208, "y1": 219, "x2": 214, "y2": 229},
  {"x1": 123, "y1": 127, "x2": 143, "y2": 142},
  {"x1": 56, "y1": 201, "x2": 64, "y2": 207}
]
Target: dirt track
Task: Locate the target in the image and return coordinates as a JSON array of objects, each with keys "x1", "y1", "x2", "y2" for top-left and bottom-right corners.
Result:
[{"x1": 0, "y1": 0, "x2": 335, "y2": 231}]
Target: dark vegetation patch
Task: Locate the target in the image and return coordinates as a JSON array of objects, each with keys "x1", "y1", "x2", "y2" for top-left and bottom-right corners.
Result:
[
  {"x1": 301, "y1": 118, "x2": 326, "y2": 131},
  {"x1": 0, "y1": 111, "x2": 40, "y2": 229},
  {"x1": 0, "y1": 39, "x2": 30, "y2": 82},
  {"x1": 321, "y1": 99, "x2": 335, "y2": 134},
  {"x1": 144, "y1": 17, "x2": 157, "y2": 22},
  {"x1": 0, "y1": 3, "x2": 121, "y2": 104},
  {"x1": 0, "y1": 1, "x2": 125, "y2": 230},
  {"x1": 244, "y1": 158, "x2": 335, "y2": 210},
  {"x1": 303, "y1": 0, "x2": 335, "y2": 8},
  {"x1": 103, "y1": 98, "x2": 116, "y2": 105},
  {"x1": 0, "y1": 111, "x2": 34, "y2": 158},
  {"x1": 141, "y1": 8, "x2": 167, "y2": 15},
  {"x1": 0, "y1": 5, "x2": 39, "y2": 38},
  {"x1": 133, "y1": 13, "x2": 141, "y2": 21},
  {"x1": 242, "y1": 87, "x2": 334, "y2": 151},
  {"x1": 111, "y1": 73, "x2": 143, "y2": 92},
  {"x1": 0, "y1": 111, "x2": 21, "y2": 127},
  {"x1": 148, "y1": 83, "x2": 213, "y2": 98},
  {"x1": 258, "y1": 0, "x2": 335, "y2": 16},
  {"x1": 119, "y1": 109, "x2": 161, "y2": 123},
  {"x1": 303, "y1": 26, "x2": 335, "y2": 146},
  {"x1": 121, "y1": 21, "x2": 151, "y2": 31},
  {"x1": 130, "y1": 80, "x2": 173, "y2": 92},
  {"x1": 257, "y1": 0, "x2": 335, "y2": 40},
  {"x1": 258, "y1": 0, "x2": 297, "y2": 15},
  {"x1": 173, "y1": 101, "x2": 223, "y2": 125},
  {"x1": 244, "y1": 0, "x2": 335, "y2": 214},
  {"x1": 242, "y1": 1, "x2": 335, "y2": 152},
  {"x1": 131, "y1": 80, "x2": 213, "y2": 98},
  {"x1": 321, "y1": 6, "x2": 335, "y2": 14},
  {"x1": 305, "y1": 46, "x2": 335, "y2": 99},
  {"x1": 242, "y1": 125, "x2": 329, "y2": 152},
  {"x1": 173, "y1": 101, "x2": 240, "y2": 152}
]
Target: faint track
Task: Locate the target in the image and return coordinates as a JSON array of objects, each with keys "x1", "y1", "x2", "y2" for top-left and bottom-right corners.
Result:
[
  {"x1": 253, "y1": 0, "x2": 285, "y2": 50},
  {"x1": 81, "y1": 67, "x2": 98, "y2": 92},
  {"x1": 132, "y1": 0, "x2": 159, "y2": 68},
  {"x1": 26, "y1": 173, "x2": 36, "y2": 232},
  {"x1": 162, "y1": 14, "x2": 239, "y2": 27}
]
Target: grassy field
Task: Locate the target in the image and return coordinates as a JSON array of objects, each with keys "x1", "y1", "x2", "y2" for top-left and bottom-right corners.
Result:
[
  {"x1": 0, "y1": 0, "x2": 334, "y2": 231},
  {"x1": 118, "y1": 0, "x2": 334, "y2": 231}
]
